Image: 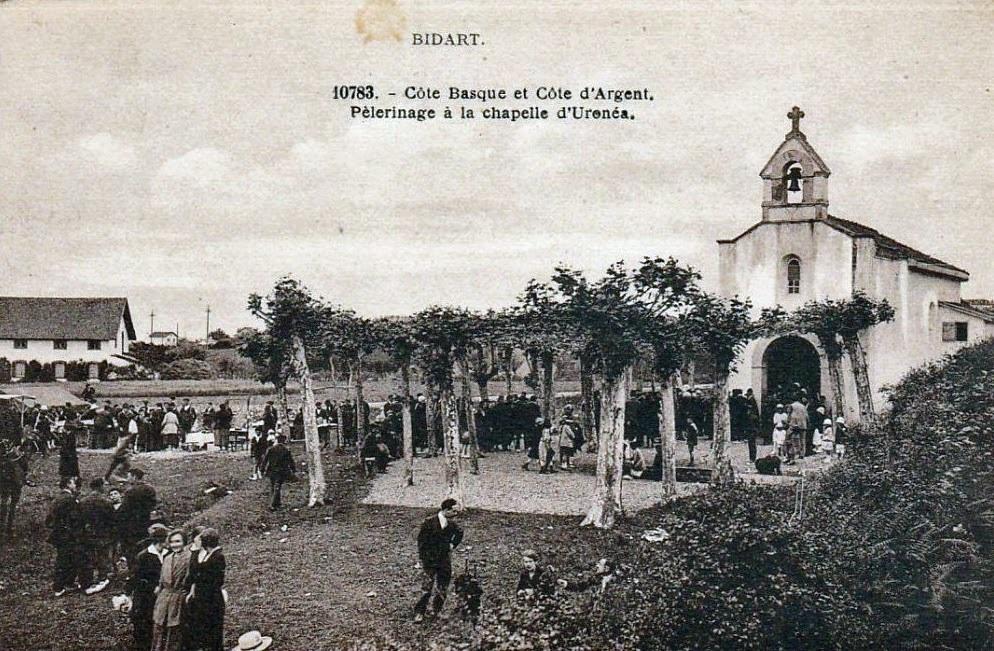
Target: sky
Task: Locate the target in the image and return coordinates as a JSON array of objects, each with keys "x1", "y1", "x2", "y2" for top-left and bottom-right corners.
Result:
[{"x1": 1, "y1": 0, "x2": 992, "y2": 338}]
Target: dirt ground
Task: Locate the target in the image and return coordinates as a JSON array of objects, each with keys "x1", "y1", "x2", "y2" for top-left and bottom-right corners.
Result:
[{"x1": 0, "y1": 445, "x2": 624, "y2": 650}]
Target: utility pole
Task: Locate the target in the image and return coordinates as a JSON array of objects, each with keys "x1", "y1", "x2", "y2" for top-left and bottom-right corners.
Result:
[{"x1": 205, "y1": 304, "x2": 211, "y2": 346}]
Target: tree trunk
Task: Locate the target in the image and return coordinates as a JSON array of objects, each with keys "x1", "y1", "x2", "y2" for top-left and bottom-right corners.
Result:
[
  {"x1": 581, "y1": 367, "x2": 631, "y2": 529},
  {"x1": 401, "y1": 362, "x2": 414, "y2": 486},
  {"x1": 579, "y1": 355, "x2": 595, "y2": 452},
  {"x1": 710, "y1": 366, "x2": 735, "y2": 486},
  {"x1": 657, "y1": 372, "x2": 678, "y2": 499},
  {"x1": 351, "y1": 358, "x2": 368, "y2": 466},
  {"x1": 842, "y1": 333, "x2": 877, "y2": 430},
  {"x1": 456, "y1": 356, "x2": 480, "y2": 475},
  {"x1": 540, "y1": 349, "x2": 554, "y2": 420},
  {"x1": 818, "y1": 336, "x2": 847, "y2": 422},
  {"x1": 440, "y1": 388, "x2": 465, "y2": 509},
  {"x1": 475, "y1": 377, "x2": 490, "y2": 407},
  {"x1": 501, "y1": 346, "x2": 514, "y2": 396},
  {"x1": 290, "y1": 335, "x2": 327, "y2": 507},
  {"x1": 275, "y1": 383, "x2": 291, "y2": 439},
  {"x1": 425, "y1": 386, "x2": 441, "y2": 457},
  {"x1": 524, "y1": 349, "x2": 540, "y2": 391}
]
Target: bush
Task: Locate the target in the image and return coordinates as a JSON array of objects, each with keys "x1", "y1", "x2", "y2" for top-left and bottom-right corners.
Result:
[
  {"x1": 160, "y1": 358, "x2": 216, "y2": 380},
  {"x1": 365, "y1": 338, "x2": 994, "y2": 650}
]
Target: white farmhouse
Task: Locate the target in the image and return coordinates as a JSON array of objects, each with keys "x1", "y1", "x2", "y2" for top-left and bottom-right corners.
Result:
[
  {"x1": 0, "y1": 297, "x2": 137, "y2": 381},
  {"x1": 718, "y1": 108, "x2": 994, "y2": 418},
  {"x1": 150, "y1": 331, "x2": 179, "y2": 347}
]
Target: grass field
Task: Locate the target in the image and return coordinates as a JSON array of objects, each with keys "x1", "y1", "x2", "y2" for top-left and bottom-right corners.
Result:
[
  {"x1": 1, "y1": 445, "x2": 635, "y2": 651},
  {"x1": 9, "y1": 378, "x2": 582, "y2": 403}
]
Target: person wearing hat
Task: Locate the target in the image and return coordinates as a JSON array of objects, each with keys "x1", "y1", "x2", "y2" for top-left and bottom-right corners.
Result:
[
  {"x1": 128, "y1": 523, "x2": 168, "y2": 651},
  {"x1": 558, "y1": 405, "x2": 580, "y2": 470},
  {"x1": 46, "y1": 475, "x2": 89, "y2": 597},
  {"x1": 80, "y1": 477, "x2": 116, "y2": 595},
  {"x1": 161, "y1": 406, "x2": 180, "y2": 451},
  {"x1": 261, "y1": 434, "x2": 296, "y2": 511},
  {"x1": 231, "y1": 630, "x2": 272, "y2": 651},
  {"x1": 819, "y1": 418, "x2": 836, "y2": 459},
  {"x1": 414, "y1": 498, "x2": 464, "y2": 622}
]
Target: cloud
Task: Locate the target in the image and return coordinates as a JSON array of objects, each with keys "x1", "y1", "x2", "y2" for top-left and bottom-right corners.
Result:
[
  {"x1": 155, "y1": 147, "x2": 233, "y2": 188},
  {"x1": 78, "y1": 132, "x2": 136, "y2": 168}
]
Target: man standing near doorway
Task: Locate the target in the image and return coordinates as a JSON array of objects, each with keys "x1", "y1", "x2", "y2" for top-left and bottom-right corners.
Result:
[
  {"x1": 786, "y1": 393, "x2": 809, "y2": 463},
  {"x1": 414, "y1": 498, "x2": 464, "y2": 622}
]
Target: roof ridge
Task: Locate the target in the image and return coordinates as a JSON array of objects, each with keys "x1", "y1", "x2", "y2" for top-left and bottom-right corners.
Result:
[{"x1": 824, "y1": 214, "x2": 967, "y2": 275}]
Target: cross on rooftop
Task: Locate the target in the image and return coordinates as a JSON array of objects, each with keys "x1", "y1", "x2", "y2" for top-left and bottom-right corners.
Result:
[{"x1": 787, "y1": 106, "x2": 805, "y2": 134}]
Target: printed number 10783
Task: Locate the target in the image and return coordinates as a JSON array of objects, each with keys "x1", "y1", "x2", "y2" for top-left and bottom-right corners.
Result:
[{"x1": 333, "y1": 85, "x2": 376, "y2": 100}]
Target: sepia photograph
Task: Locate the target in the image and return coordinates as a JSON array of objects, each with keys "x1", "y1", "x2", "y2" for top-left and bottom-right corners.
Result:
[{"x1": 0, "y1": 1, "x2": 993, "y2": 649}]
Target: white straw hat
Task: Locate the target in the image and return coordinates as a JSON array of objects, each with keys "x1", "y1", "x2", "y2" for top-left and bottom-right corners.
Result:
[{"x1": 231, "y1": 631, "x2": 273, "y2": 651}]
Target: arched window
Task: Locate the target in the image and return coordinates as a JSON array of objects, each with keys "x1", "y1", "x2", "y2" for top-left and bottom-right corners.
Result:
[{"x1": 786, "y1": 256, "x2": 801, "y2": 294}]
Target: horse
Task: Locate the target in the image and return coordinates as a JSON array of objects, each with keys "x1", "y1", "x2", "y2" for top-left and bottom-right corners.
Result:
[{"x1": 0, "y1": 443, "x2": 27, "y2": 540}]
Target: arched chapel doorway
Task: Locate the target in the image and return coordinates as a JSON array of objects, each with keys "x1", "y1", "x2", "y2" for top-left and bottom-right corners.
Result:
[{"x1": 762, "y1": 335, "x2": 821, "y2": 404}]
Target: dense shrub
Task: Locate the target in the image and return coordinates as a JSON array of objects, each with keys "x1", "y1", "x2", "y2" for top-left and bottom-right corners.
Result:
[
  {"x1": 365, "y1": 338, "x2": 994, "y2": 650},
  {"x1": 160, "y1": 358, "x2": 216, "y2": 380}
]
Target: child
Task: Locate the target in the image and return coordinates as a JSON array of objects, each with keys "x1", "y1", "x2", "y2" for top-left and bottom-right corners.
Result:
[
  {"x1": 820, "y1": 418, "x2": 835, "y2": 459},
  {"x1": 539, "y1": 419, "x2": 556, "y2": 474},
  {"x1": 834, "y1": 416, "x2": 847, "y2": 459},
  {"x1": 516, "y1": 549, "x2": 553, "y2": 597},
  {"x1": 522, "y1": 417, "x2": 542, "y2": 471},
  {"x1": 250, "y1": 429, "x2": 273, "y2": 480},
  {"x1": 558, "y1": 418, "x2": 577, "y2": 470},
  {"x1": 772, "y1": 421, "x2": 787, "y2": 458},
  {"x1": 772, "y1": 403, "x2": 787, "y2": 431}
]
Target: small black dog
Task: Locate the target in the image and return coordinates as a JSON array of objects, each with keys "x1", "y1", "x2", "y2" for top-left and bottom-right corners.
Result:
[
  {"x1": 453, "y1": 560, "x2": 483, "y2": 623},
  {"x1": 755, "y1": 454, "x2": 782, "y2": 476}
]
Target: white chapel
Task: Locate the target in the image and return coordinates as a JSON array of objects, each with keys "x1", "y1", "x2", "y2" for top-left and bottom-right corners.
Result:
[{"x1": 718, "y1": 107, "x2": 994, "y2": 417}]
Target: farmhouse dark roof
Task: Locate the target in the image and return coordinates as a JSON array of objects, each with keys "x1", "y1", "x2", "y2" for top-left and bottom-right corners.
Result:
[
  {"x1": 150, "y1": 331, "x2": 177, "y2": 337},
  {"x1": 0, "y1": 297, "x2": 136, "y2": 341},
  {"x1": 823, "y1": 215, "x2": 968, "y2": 275}
]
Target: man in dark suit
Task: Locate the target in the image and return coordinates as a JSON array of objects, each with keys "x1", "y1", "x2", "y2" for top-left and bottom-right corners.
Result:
[
  {"x1": 262, "y1": 401, "x2": 278, "y2": 434},
  {"x1": 46, "y1": 475, "x2": 88, "y2": 596},
  {"x1": 117, "y1": 468, "x2": 157, "y2": 566},
  {"x1": 414, "y1": 498, "x2": 464, "y2": 621},
  {"x1": 262, "y1": 434, "x2": 296, "y2": 510},
  {"x1": 127, "y1": 523, "x2": 167, "y2": 651},
  {"x1": 178, "y1": 398, "x2": 197, "y2": 438},
  {"x1": 80, "y1": 477, "x2": 116, "y2": 594}
]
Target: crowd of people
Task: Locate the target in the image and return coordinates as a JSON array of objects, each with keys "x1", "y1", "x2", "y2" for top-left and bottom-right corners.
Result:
[{"x1": 43, "y1": 466, "x2": 228, "y2": 651}]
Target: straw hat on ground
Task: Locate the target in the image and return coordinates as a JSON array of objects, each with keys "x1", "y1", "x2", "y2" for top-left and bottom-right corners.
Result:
[{"x1": 231, "y1": 631, "x2": 273, "y2": 651}]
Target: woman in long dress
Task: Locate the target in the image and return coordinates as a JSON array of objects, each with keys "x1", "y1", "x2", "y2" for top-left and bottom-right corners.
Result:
[
  {"x1": 151, "y1": 529, "x2": 191, "y2": 651},
  {"x1": 186, "y1": 527, "x2": 226, "y2": 651}
]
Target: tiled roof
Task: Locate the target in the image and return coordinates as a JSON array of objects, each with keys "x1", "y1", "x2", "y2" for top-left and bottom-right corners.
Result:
[
  {"x1": 0, "y1": 297, "x2": 136, "y2": 340},
  {"x1": 823, "y1": 215, "x2": 968, "y2": 275}
]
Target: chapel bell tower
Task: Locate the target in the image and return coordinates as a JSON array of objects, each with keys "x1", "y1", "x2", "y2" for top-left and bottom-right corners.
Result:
[{"x1": 760, "y1": 106, "x2": 831, "y2": 222}]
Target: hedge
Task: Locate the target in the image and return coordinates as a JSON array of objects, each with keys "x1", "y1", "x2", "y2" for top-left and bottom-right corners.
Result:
[
  {"x1": 362, "y1": 338, "x2": 994, "y2": 650},
  {"x1": 0, "y1": 357, "x2": 111, "y2": 383}
]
